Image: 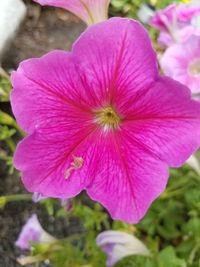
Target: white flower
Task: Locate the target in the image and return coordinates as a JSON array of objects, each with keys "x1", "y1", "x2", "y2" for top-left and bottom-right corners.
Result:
[
  {"x1": 96, "y1": 231, "x2": 149, "y2": 267},
  {"x1": 15, "y1": 214, "x2": 56, "y2": 250}
]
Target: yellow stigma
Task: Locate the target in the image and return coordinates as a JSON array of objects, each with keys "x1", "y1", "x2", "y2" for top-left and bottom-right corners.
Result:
[
  {"x1": 94, "y1": 106, "x2": 121, "y2": 130},
  {"x1": 189, "y1": 59, "x2": 200, "y2": 76}
]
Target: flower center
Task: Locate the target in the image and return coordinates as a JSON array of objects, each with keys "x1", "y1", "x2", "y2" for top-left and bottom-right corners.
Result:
[
  {"x1": 94, "y1": 106, "x2": 120, "y2": 130},
  {"x1": 188, "y1": 59, "x2": 200, "y2": 76}
]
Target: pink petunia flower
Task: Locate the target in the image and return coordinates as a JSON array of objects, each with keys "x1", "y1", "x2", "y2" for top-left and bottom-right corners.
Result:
[
  {"x1": 96, "y1": 231, "x2": 149, "y2": 267},
  {"x1": 33, "y1": 0, "x2": 110, "y2": 25},
  {"x1": 150, "y1": 3, "x2": 200, "y2": 46},
  {"x1": 160, "y1": 35, "x2": 200, "y2": 95},
  {"x1": 11, "y1": 18, "x2": 200, "y2": 223},
  {"x1": 15, "y1": 214, "x2": 56, "y2": 250}
]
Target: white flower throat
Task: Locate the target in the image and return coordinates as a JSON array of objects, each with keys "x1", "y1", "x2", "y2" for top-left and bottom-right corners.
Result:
[
  {"x1": 94, "y1": 106, "x2": 121, "y2": 130},
  {"x1": 189, "y1": 58, "x2": 200, "y2": 76}
]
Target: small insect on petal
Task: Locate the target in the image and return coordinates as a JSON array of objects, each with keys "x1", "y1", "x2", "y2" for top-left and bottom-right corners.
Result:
[{"x1": 65, "y1": 156, "x2": 84, "y2": 179}]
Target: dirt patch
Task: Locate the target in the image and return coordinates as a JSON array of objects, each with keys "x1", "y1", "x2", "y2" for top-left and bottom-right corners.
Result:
[{"x1": 3, "y1": 1, "x2": 85, "y2": 69}]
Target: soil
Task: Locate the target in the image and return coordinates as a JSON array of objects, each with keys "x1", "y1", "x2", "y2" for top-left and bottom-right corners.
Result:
[
  {"x1": 0, "y1": 1, "x2": 85, "y2": 266},
  {"x1": 3, "y1": 1, "x2": 85, "y2": 69}
]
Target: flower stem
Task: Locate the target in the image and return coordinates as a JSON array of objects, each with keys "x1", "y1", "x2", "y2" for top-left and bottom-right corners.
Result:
[
  {"x1": 0, "y1": 194, "x2": 32, "y2": 208},
  {"x1": 5, "y1": 194, "x2": 32, "y2": 202}
]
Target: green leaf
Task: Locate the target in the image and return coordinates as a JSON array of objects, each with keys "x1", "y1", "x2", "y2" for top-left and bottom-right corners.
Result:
[
  {"x1": 183, "y1": 217, "x2": 200, "y2": 237},
  {"x1": 0, "y1": 196, "x2": 7, "y2": 208},
  {"x1": 115, "y1": 255, "x2": 153, "y2": 267},
  {"x1": 0, "y1": 76, "x2": 11, "y2": 102},
  {"x1": 158, "y1": 246, "x2": 186, "y2": 267},
  {"x1": 0, "y1": 126, "x2": 16, "y2": 140},
  {"x1": 31, "y1": 242, "x2": 52, "y2": 256},
  {"x1": 184, "y1": 189, "x2": 200, "y2": 210},
  {"x1": 0, "y1": 110, "x2": 16, "y2": 126}
]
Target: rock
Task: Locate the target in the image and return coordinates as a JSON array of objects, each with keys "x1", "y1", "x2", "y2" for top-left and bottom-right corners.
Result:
[{"x1": 0, "y1": 0, "x2": 26, "y2": 63}]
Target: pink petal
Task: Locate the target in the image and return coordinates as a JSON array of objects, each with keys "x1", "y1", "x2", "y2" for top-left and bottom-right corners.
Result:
[
  {"x1": 72, "y1": 18, "x2": 158, "y2": 106},
  {"x1": 160, "y1": 36, "x2": 200, "y2": 93},
  {"x1": 149, "y1": 4, "x2": 177, "y2": 31},
  {"x1": 33, "y1": 0, "x2": 110, "y2": 25},
  {"x1": 176, "y1": 4, "x2": 200, "y2": 22},
  {"x1": 157, "y1": 31, "x2": 174, "y2": 47},
  {"x1": 121, "y1": 77, "x2": 200, "y2": 167},
  {"x1": 11, "y1": 51, "x2": 95, "y2": 134},
  {"x1": 85, "y1": 130, "x2": 169, "y2": 223},
  {"x1": 14, "y1": 123, "x2": 97, "y2": 198}
]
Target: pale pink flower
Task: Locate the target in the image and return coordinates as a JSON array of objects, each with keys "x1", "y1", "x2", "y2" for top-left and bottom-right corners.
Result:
[
  {"x1": 33, "y1": 0, "x2": 110, "y2": 25},
  {"x1": 191, "y1": 13, "x2": 200, "y2": 35},
  {"x1": 160, "y1": 35, "x2": 200, "y2": 94},
  {"x1": 96, "y1": 231, "x2": 149, "y2": 267},
  {"x1": 15, "y1": 214, "x2": 56, "y2": 250},
  {"x1": 11, "y1": 18, "x2": 200, "y2": 223},
  {"x1": 150, "y1": 4, "x2": 177, "y2": 32},
  {"x1": 157, "y1": 25, "x2": 195, "y2": 47},
  {"x1": 176, "y1": 4, "x2": 200, "y2": 22},
  {"x1": 150, "y1": 3, "x2": 200, "y2": 46}
]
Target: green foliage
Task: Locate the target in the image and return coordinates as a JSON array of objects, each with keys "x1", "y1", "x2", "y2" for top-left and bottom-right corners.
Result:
[
  {"x1": 14, "y1": 166, "x2": 199, "y2": 267},
  {"x1": 0, "y1": 71, "x2": 24, "y2": 173},
  {"x1": 0, "y1": 194, "x2": 32, "y2": 209},
  {"x1": 72, "y1": 202, "x2": 110, "y2": 231},
  {"x1": 110, "y1": 0, "x2": 181, "y2": 19},
  {"x1": 115, "y1": 255, "x2": 150, "y2": 267},
  {"x1": 157, "y1": 247, "x2": 186, "y2": 267},
  {"x1": 0, "y1": 75, "x2": 11, "y2": 102}
]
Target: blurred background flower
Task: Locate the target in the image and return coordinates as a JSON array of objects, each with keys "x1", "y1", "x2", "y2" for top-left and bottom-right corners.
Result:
[
  {"x1": 160, "y1": 35, "x2": 200, "y2": 95},
  {"x1": 33, "y1": 0, "x2": 111, "y2": 25},
  {"x1": 96, "y1": 231, "x2": 149, "y2": 266},
  {"x1": 15, "y1": 214, "x2": 56, "y2": 250},
  {"x1": 150, "y1": 1, "x2": 200, "y2": 46}
]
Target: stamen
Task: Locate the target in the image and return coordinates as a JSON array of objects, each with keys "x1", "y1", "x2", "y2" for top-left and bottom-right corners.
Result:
[
  {"x1": 94, "y1": 106, "x2": 121, "y2": 130},
  {"x1": 65, "y1": 156, "x2": 84, "y2": 179}
]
